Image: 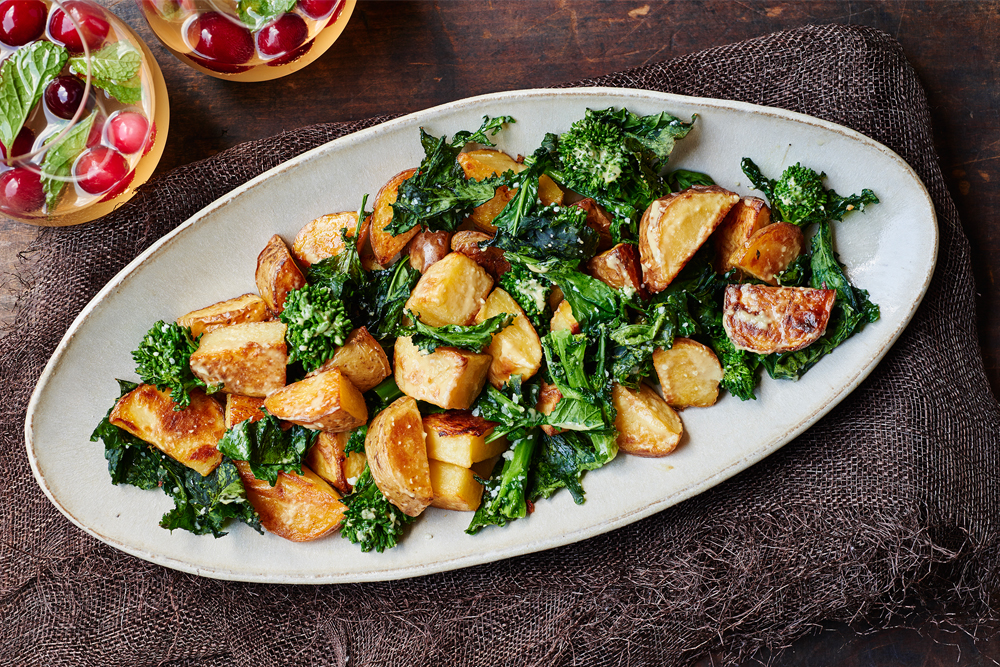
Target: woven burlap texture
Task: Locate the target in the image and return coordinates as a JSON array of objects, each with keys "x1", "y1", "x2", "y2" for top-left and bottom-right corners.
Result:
[{"x1": 2, "y1": 23, "x2": 998, "y2": 667}]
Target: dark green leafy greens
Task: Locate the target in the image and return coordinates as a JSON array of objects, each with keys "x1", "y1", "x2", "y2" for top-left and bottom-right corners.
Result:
[
  {"x1": 398, "y1": 310, "x2": 513, "y2": 354},
  {"x1": 344, "y1": 425, "x2": 367, "y2": 454},
  {"x1": 68, "y1": 41, "x2": 143, "y2": 105},
  {"x1": 0, "y1": 41, "x2": 68, "y2": 150},
  {"x1": 216, "y1": 412, "x2": 318, "y2": 486},
  {"x1": 131, "y1": 321, "x2": 218, "y2": 409},
  {"x1": 341, "y1": 466, "x2": 414, "y2": 552},
  {"x1": 280, "y1": 282, "x2": 353, "y2": 372}
]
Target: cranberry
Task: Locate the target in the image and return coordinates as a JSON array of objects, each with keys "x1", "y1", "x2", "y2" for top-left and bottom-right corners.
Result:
[
  {"x1": 186, "y1": 53, "x2": 252, "y2": 74},
  {"x1": 256, "y1": 13, "x2": 306, "y2": 58},
  {"x1": 99, "y1": 168, "x2": 134, "y2": 201},
  {"x1": 0, "y1": 166, "x2": 44, "y2": 214},
  {"x1": 74, "y1": 146, "x2": 128, "y2": 194},
  {"x1": 142, "y1": 121, "x2": 157, "y2": 156},
  {"x1": 48, "y1": 1, "x2": 109, "y2": 53},
  {"x1": 324, "y1": 0, "x2": 344, "y2": 27},
  {"x1": 266, "y1": 38, "x2": 311, "y2": 67},
  {"x1": 107, "y1": 112, "x2": 148, "y2": 154},
  {"x1": 86, "y1": 113, "x2": 105, "y2": 147},
  {"x1": 187, "y1": 12, "x2": 253, "y2": 64},
  {"x1": 0, "y1": 0, "x2": 46, "y2": 46},
  {"x1": 1, "y1": 126, "x2": 35, "y2": 162},
  {"x1": 297, "y1": 0, "x2": 337, "y2": 20},
  {"x1": 44, "y1": 75, "x2": 87, "y2": 120}
]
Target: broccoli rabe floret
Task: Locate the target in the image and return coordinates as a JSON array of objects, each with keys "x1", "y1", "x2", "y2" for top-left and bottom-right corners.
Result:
[
  {"x1": 279, "y1": 283, "x2": 352, "y2": 372},
  {"x1": 558, "y1": 115, "x2": 629, "y2": 191},
  {"x1": 341, "y1": 466, "x2": 414, "y2": 552},
  {"x1": 131, "y1": 321, "x2": 215, "y2": 409},
  {"x1": 498, "y1": 263, "x2": 552, "y2": 333}
]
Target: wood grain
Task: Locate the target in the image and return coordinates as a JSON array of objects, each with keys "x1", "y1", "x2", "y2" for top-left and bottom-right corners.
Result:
[{"x1": 1, "y1": 1, "x2": 998, "y2": 663}]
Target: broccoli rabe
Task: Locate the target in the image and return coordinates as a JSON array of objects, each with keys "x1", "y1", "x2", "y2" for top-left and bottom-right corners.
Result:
[
  {"x1": 132, "y1": 321, "x2": 216, "y2": 409},
  {"x1": 466, "y1": 430, "x2": 539, "y2": 534},
  {"x1": 216, "y1": 411, "x2": 317, "y2": 486},
  {"x1": 498, "y1": 263, "x2": 552, "y2": 333},
  {"x1": 341, "y1": 466, "x2": 414, "y2": 552},
  {"x1": 344, "y1": 425, "x2": 367, "y2": 454},
  {"x1": 397, "y1": 309, "x2": 513, "y2": 354},
  {"x1": 280, "y1": 283, "x2": 352, "y2": 373}
]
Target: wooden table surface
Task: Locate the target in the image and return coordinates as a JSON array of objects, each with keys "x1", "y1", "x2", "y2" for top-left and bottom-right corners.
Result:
[{"x1": 2, "y1": 1, "x2": 998, "y2": 663}]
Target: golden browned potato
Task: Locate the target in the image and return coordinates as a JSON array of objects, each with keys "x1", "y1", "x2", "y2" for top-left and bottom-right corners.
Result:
[
  {"x1": 407, "y1": 230, "x2": 452, "y2": 273},
  {"x1": 344, "y1": 451, "x2": 367, "y2": 485},
  {"x1": 365, "y1": 396, "x2": 432, "y2": 516},
  {"x1": 394, "y1": 335, "x2": 492, "y2": 410},
  {"x1": 451, "y1": 230, "x2": 511, "y2": 279},
  {"x1": 422, "y1": 410, "x2": 507, "y2": 467},
  {"x1": 639, "y1": 185, "x2": 741, "y2": 293},
  {"x1": 429, "y1": 459, "x2": 484, "y2": 511},
  {"x1": 550, "y1": 299, "x2": 581, "y2": 334},
  {"x1": 458, "y1": 149, "x2": 523, "y2": 233},
  {"x1": 264, "y1": 368, "x2": 368, "y2": 432},
  {"x1": 292, "y1": 211, "x2": 368, "y2": 268},
  {"x1": 369, "y1": 168, "x2": 420, "y2": 266},
  {"x1": 110, "y1": 385, "x2": 224, "y2": 476},
  {"x1": 537, "y1": 174, "x2": 564, "y2": 207},
  {"x1": 309, "y1": 327, "x2": 391, "y2": 393},
  {"x1": 470, "y1": 456, "x2": 500, "y2": 479},
  {"x1": 587, "y1": 243, "x2": 645, "y2": 295},
  {"x1": 176, "y1": 294, "x2": 270, "y2": 338},
  {"x1": 255, "y1": 234, "x2": 306, "y2": 314},
  {"x1": 712, "y1": 196, "x2": 772, "y2": 273},
  {"x1": 611, "y1": 383, "x2": 683, "y2": 457},
  {"x1": 235, "y1": 461, "x2": 345, "y2": 542},
  {"x1": 224, "y1": 394, "x2": 266, "y2": 429},
  {"x1": 189, "y1": 321, "x2": 287, "y2": 397},
  {"x1": 731, "y1": 222, "x2": 804, "y2": 284},
  {"x1": 571, "y1": 198, "x2": 614, "y2": 251},
  {"x1": 652, "y1": 338, "x2": 724, "y2": 408},
  {"x1": 475, "y1": 287, "x2": 542, "y2": 387},
  {"x1": 723, "y1": 284, "x2": 836, "y2": 354},
  {"x1": 305, "y1": 431, "x2": 351, "y2": 494},
  {"x1": 535, "y1": 380, "x2": 565, "y2": 436},
  {"x1": 404, "y1": 252, "x2": 494, "y2": 327}
]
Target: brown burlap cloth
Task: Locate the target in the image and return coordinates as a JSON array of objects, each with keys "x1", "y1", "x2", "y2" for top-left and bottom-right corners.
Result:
[{"x1": 1, "y1": 23, "x2": 998, "y2": 666}]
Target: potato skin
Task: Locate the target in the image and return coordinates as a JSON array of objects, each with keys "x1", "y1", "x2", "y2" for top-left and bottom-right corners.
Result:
[
  {"x1": 306, "y1": 431, "x2": 352, "y2": 494},
  {"x1": 652, "y1": 338, "x2": 724, "y2": 408},
  {"x1": 611, "y1": 383, "x2": 683, "y2": 457},
  {"x1": 723, "y1": 284, "x2": 836, "y2": 353},
  {"x1": 110, "y1": 385, "x2": 224, "y2": 476},
  {"x1": 404, "y1": 252, "x2": 494, "y2": 327},
  {"x1": 177, "y1": 294, "x2": 269, "y2": 338},
  {"x1": 571, "y1": 198, "x2": 614, "y2": 251},
  {"x1": 394, "y1": 335, "x2": 492, "y2": 410},
  {"x1": 255, "y1": 235, "x2": 306, "y2": 314},
  {"x1": 369, "y1": 168, "x2": 420, "y2": 266},
  {"x1": 235, "y1": 461, "x2": 345, "y2": 542},
  {"x1": 365, "y1": 396, "x2": 433, "y2": 517},
  {"x1": 264, "y1": 368, "x2": 368, "y2": 432},
  {"x1": 189, "y1": 321, "x2": 288, "y2": 398},
  {"x1": 407, "y1": 230, "x2": 452, "y2": 273},
  {"x1": 731, "y1": 222, "x2": 804, "y2": 284},
  {"x1": 310, "y1": 326, "x2": 391, "y2": 393},
  {"x1": 292, "y1": 211, "x2": 368, "y2": 268},
  {"x1": 712, "y1": 196, "x2": 772, "y2": 273},
  {"x1": 451, "y1": 230, "x2": 511, "y2": 280},
  {"x1": 587, "y1": 243, "x2": 646, "y2": 296},
  {"x1": 535, "y1": 380, "x2": 565, "y2": 436}
]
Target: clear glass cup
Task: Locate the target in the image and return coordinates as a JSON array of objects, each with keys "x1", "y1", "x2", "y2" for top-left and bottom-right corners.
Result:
[
  {"x1": 0, "y1": 0, "x2": 168, "y2": 226},
  {"x1": 138, "y1": 0, "x2": 355, "y2": 81}
]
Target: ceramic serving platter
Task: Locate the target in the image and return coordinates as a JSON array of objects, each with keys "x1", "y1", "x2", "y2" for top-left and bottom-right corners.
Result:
[{"x1": 25, "y1": 88, "x2": 937, "y2": 584}]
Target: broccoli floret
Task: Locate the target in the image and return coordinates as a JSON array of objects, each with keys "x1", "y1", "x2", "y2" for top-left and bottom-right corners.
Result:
[
  {"x1": 558, "y1": 116, "x2": 629, "y2": 192},
  {"x1": 499, "y1": 263, "x2": 551, "y2": 333},
  {"x1": 131, "y1": 321, "x2": 215, "y2": 409},
  {"x1": 279, "y1": 283, "x2": 352, "y2": 372},
  {"x1": 341, "y1": 466, "x2": 414, "y2": 552}
]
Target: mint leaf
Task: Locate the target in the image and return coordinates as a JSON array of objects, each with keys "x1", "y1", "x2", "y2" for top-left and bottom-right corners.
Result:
[
  {"x1": 238, "y1": 0, "x2": 295, "y2": 30},
  {"x1": 0, "y1": 41, "x2": 69, "y2": 149},
  {"x1": 39, "y1": 111, "x2": 97, "y2": 211},
  {"x1": 69, "y1": 42, "x2": 144, "y2": 105}
]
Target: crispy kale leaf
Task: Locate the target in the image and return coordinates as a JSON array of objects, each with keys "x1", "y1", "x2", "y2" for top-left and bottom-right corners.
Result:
[
  {"x1": 665, "y1": 168, "x2": 715, "y2": 192},
  {"x1": 280, "y1": 283, "x2": 352, "y2": 373},
  {"x1": 498, "y1": 262, "x2": 552, "y2": 334},
  {"x1": 341, "y1": 465, "x2": 414, "y2": 552},
  {"x1": 397, "y1": 309, "x2": 513, "y2": 354},
  {"x1": 355, "y1": 259, "x2": 422, "y2": 342},
  {"x1": 132, "y1": 321, "x2": 216, "y2": 409},
  {"x1": 216, "y1": 412, "x2": 317, "y2": 485},
  {"x1": 529, "y1": 431, "x2": 603, "y2": 504}
]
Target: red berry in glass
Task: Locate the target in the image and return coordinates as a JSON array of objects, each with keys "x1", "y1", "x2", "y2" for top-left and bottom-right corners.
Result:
[
  {"x1": 1, "y1": 126, "x2": 35, "y2": 161},
  {"x1": 48, "y1": 0, "x2": 109, "y2": 53},
  {"x1": 0, "y1": 167, "x2": 44, "y2": 213},
  {"x1": 297, "y1": 0, "x2": 337, "y2": 20},
  {"x1": 256, "y1": 13, "x2": 307, "y2": 58},
  {"x1": 108, "y1": 112, "x2": 149, "y2": 154},
  {"x1": 0, "y1": 0, "x2": 45, "y2": 46},
  {"x1": 74, "y1": 146, "x2": 128, "y2": 194},
  {"x1": 44, "y1": 75, "x2": 87, "y2": 120},
  {"x1": 188, "y1": 12, "x2": 253, "y2": 64},
  {"x1": 86, "y1": 113, "x2": 106, "y2": 147}
]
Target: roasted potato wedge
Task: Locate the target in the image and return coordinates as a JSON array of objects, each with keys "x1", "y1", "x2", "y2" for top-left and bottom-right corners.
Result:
[
  {"x1": 177, "y1": 294, "x2": 269, "y2": 338},
  {"x1": 189, "y1": 321, "x2": 287, "y2": 397},
  {"x1": 110, "y1": 385, "x2": 224, "y2": 476},
  {"x1": 369, "y1": 168, "x2": 420, "y2": 266},
  {"x1": 535, "y1": 380, "x2": 565, "y2": 436},
  {"x1": 429, "y1": 459, "x2": 484, "y2": 512},
  {"x1": 422, "y1": 410, "x2": 507, "y2": 467},
  {"x1": 404, "y1": 252, "x2": 494, "y2": 327},
  {"x1": 571, "y1": 198, "x2": 614, "y2": 251},
  {"x1": 344, "y1": 451, "x2": 367, "y2": 486},
  {"x1": 394, "y1": 335, "x2": 492, "y2": 410},
  {"x1": 612, "y1": 383, "x2": 683, "y2": 457},
  {"x1": 407, "y1": 230, "x2": 452, "y2": 273},
  {"x1": 306, "y1": 431, "x2": 352, "y2": 494},
  {"x1": 451, "y1": 230, "x2": 510, "y2": 279},
  {"x1": 653, "y1": 338, "x2": 724, "y2": 408},
  {"x1": 224, "y1": 394, "x2": 266, "y2": 429},
  {"x1": 587, "y1": 243, "x2": 645, "y2": 296},
  {"x1": 310, "y1": 326, "x2": 391, "y2": 393},
  {"x1": 292, "y1": 211, "x2": 368, "y2": 268},
  {"x1": 458, "y1": 149, "x2": 523, "y2": 234},
  {"x1": 475, "y1": 287, "x2": 542, "y2": 387},
  {"x1": 731, "y1": 222, "x2": 804, "y2": 284},
  {"x1": 723, "y1": 284, "x2": 836, "y2": 354},
  {"x1": 639, "y1": 185, "x2": 741, "y2": 293},
  {"x1": 550, "y1": 299, "x2": 581, "y2": 334},
  {"x1": 255, "y1": 234, "x2": 306, "y2": 314},
  {"x1": 235, "y1": 461, "x2": 345, "y2": 542},
  {"x1": 365, "y1": 396, "x2": 432, "y2": 516},
  {"x1": 537, "y1": 174, "x2": 564, "y2": 206},
  {"x1": 264, "y1": 368, "x2": 368, "y2": 432},
  {"x1": 712, "y1": 196, "x2": 772, "y2": 273}
]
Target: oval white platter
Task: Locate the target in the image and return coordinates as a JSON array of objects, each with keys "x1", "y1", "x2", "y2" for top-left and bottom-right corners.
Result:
[{"x1": 26, "y1": 88, "x2": 937, "y2": 584}]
